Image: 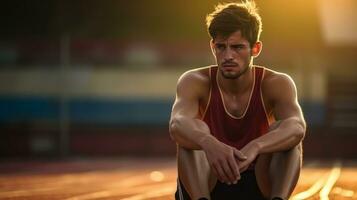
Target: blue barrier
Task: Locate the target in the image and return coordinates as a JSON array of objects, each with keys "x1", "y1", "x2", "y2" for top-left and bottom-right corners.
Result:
[
  {"x1": 0, "y1": 96, "x2": 324, "y2": 126},
  {"x1": 0, "y1": 96, "x2": 173, "y2": 125}
]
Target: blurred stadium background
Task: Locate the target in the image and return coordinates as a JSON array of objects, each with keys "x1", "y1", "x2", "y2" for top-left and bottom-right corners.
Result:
[
  {"x1": 0, "y1": 0, "x2": 357, "y2": 175},
  {"x1": 1, "y1": 0, "x2": 357, "y2": 160},
  {"x1": 1, "y1": 0, "x2": 357, "y2": 199}
]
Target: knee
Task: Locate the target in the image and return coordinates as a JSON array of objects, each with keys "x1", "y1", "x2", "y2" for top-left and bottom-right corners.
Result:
[
  {"x1": 270, "y1": 144, "x2": 303, "y2": 172},
  {"x1": 177, "y1": 146, "x2": 193, "y2": 156},
  {"x1": 177, "y1": 146, "x2": 208, "y2": 164},
  {"x1": 177, "y1": 146, "x2": 190, "y2": 161},
  {"x1": 273, "y1": 144, "x2": 302, "y2": 159},
  {"x1": 177, "y1": 146, "x2": 202, "y2": 160},
  {"x1": 291, "y1": 143, "x2": 302, "y2": 155}
]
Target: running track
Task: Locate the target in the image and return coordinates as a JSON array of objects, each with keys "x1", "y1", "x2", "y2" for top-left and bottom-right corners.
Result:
[{"x1": 0, "y1": 158, "x2": 356, "y2": 200}]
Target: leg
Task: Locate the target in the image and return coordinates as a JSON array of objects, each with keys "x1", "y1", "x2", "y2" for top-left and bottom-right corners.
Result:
[
  {"x1": 177, "y1": 146, "x2": 217, "y2": 200},
  {"x1": 269, "y1": 143, "x2": 302, "y2": 199},
  {"x1": 255, "y1": 122, "x2": 303, "y2": 199},
  {"x1": 255, "y1": 146, "x2": 302, "y2": 200},
  {"x1": 255, "y1": 153, "x2": 273, "y2": 198}
]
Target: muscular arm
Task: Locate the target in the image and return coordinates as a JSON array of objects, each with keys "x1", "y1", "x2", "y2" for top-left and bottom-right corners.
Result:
[
  {"x1": 239, "y1": 72, "x2": 306, "y2": 170},
  {"x1": 170, "y1": 69, "x2": 246, "y2": 184},
  {"x1": 255, "y1": 73, "x2": 306, "y2": 153},
  {"x1": 169, "y1": 70, "x2": 213, "y2": 150}
]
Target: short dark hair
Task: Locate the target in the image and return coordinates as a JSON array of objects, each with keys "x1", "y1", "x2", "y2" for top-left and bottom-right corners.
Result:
[{"x1": 206, "y1": 1, "x2": 262, "y2": 47}]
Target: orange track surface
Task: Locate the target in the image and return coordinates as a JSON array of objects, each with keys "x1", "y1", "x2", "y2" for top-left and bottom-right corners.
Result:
[{"x1": 0, "y1": 159, "x2": 356, "y2": 200}]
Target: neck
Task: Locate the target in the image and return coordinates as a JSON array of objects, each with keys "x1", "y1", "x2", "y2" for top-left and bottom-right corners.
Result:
[{"x1": 217, "y1": 65, "x2": 254, "y2": 95}]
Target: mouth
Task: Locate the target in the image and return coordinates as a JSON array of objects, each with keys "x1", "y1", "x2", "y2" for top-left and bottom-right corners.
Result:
[{"x1": 222, "y1": 63, "x2": 238, "y2": 70}]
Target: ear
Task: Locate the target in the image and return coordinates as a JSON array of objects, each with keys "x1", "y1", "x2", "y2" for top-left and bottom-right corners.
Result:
[
  {"x1": 251, "y1": 41, "x2": 262, "y2": 57},
  {"x1": 210, "y1": 39, "x2": 216, "y2": 56}
]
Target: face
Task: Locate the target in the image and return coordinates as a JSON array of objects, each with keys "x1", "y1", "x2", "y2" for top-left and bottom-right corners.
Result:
[{"x1": 211, "y1": 30, "x2": 260, "y2": 79}]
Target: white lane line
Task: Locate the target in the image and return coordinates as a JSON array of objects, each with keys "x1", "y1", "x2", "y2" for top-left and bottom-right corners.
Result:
[
  {"x1": 290, "y1": 174, "x2": 328, "y2": 200},
  {"x1": 291, "y1": 162, "x2": 342, "y2": 200},
  {"x1": 332, "y1": 187, "x2": 355, "y2": 198},
  {"x1": 319, "y1": 162, "x2": 342, "y2": 200}
]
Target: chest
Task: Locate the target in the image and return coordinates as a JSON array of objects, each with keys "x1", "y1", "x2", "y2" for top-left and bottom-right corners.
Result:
[
  {"x1": 220, "y1": 90, "x2": 252, "y2": 118},
  {"x1": 199, "y1": 85, "x2": 273, "y2": 119}
]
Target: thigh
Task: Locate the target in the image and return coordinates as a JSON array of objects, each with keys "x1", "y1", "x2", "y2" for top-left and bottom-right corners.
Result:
[
  {"x1": 253, "y1": 121, "x2": 281, "y2": 198},
  {"x1": 176, "y1": 147, "x2": 217, "y2": 198},
  {"x1": 255, "y1": 153, "x2": 273, "y2": 198}
]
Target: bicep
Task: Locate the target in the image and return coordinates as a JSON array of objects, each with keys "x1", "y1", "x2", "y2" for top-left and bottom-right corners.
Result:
[
  {"x1": 272, "y1": 75, "x2": 305, "y2": 124},
  {"x1": 171, "y1": 95, "x2": 199, "y2": 120},
  {"x1": 170, "y1": 73, "x2": 202, "y2": 120}
]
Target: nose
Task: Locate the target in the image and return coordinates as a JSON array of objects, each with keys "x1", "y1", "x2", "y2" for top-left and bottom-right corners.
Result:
[{"x1": 224, "y1": 48, "x2": 234, "y2": 61}]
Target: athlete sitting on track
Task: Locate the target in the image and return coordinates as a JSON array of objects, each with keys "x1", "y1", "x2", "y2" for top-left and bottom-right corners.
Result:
[{"x1": 169, "y1": 1, "x2": 306, "y2": 200}]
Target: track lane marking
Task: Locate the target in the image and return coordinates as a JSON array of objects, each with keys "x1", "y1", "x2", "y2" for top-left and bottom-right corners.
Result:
[
  {"x1": 291, "y1": 162, "x2": 342, "y2": 200},
  {"x1": 291, "y1": 174, "x2": 328, "y2": 200},
  {"x1": 319, "y1": 162, "x2": 341, "y2": 200}
]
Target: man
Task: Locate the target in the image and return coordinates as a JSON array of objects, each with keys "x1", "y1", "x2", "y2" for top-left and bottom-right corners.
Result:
[{"x1": 169, "y1": 1, "x2": 306, "y2": 200}]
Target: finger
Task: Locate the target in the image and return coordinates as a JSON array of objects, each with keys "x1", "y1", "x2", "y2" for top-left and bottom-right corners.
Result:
[
  {"x1": 227, "y1": 155, "x2": 240, "y2": 182},
  {"x1": 238, "y1": 160, "x2": 249, "y2": 172},
  {"x1": 213, "y1": 162, "x2": 229, "y2": 184},
  {"x1": 240, "y1": 162, "x2": 249, "y2": 173},
  {"x1": 234, "y1": 149, "x2": 247, "y2": 161},
  {"x1": 210, "y1": 164, "x2": 220, "y2": 181},
  {"x1": 221, "y1": 159, "x2": 236, "y2": 184}
]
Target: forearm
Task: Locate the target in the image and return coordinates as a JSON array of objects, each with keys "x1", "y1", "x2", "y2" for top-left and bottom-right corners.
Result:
[
  {"x1": 250, "y1": 117, "x2": 305, "y2": 154},
  {"x1": 169, "y1": 115, "x2": 214, "y2": 150}
]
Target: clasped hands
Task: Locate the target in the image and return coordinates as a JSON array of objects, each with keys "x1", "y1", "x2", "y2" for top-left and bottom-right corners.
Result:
[{"x1": 200, "y1": 136, "x2": 259, "y2": 185}]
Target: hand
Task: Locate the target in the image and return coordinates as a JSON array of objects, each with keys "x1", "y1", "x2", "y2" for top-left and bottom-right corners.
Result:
[
  {"x1": 200, "y1": 136, "x2": 247, "y2": 185},
  {"x1": 238, "y1": 142, "x2": 260, "y2": 173}
]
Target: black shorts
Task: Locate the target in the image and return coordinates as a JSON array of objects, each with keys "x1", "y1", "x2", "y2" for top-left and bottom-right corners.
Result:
[{"x1": 175, "y1": 170, "x2": 266, "y2": 200}]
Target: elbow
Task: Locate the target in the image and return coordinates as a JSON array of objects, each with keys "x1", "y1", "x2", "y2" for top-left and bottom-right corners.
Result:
[
  {"x1": 294, "y1": 121, "x2": 306, "y2": 142},
  {"x1": 169, "y1": 117, "x2": 181, "y2": 141},
  {"x1": 284, "y1": 117, "x2": 306, "y2": 144}
]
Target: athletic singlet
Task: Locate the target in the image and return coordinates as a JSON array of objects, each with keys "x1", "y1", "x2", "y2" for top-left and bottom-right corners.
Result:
[{"x1": 202, "y1": 66, "x2": 273, "y2": 151}]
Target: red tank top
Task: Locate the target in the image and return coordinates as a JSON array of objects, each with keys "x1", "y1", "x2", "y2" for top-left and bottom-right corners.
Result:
[{"x1": 202, "y1": 66, "x2": 272, "y2": 150}]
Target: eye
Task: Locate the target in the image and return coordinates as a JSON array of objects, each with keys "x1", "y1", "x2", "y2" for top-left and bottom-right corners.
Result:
[
  {"x1": 231, "y1": 44, "x2": 246, "y2": 50},
  {"x1": 215, "y1": 44, "x2": 226, "y2": 50}
]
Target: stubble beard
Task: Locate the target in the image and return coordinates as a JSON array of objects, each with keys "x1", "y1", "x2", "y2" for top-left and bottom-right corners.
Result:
[{"x1": 220, "y1": 64, "x2": 250, "y2": 80}]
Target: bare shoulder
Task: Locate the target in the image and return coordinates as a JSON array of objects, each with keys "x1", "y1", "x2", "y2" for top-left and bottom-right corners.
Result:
[
  {"x1": 178, "y1": 66, "x2": 210, "y2": 84},
  {"x1": 176, "y1": 66, "x2": 211, "y2": 95},
  {"x1": 262, "y1": 67, "x2": 297, "y2": 100},
  {"x1": 263, "y1": 68, "x2": 296, "y2": 87}
]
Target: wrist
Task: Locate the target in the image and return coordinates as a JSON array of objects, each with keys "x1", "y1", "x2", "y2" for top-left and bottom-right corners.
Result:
[
  {"x1": 249, "y1": 140, "x2": 262, "y2": 155},
  {"x1": 198, "y1": 134, "x2": 216, "y2": 150}
]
